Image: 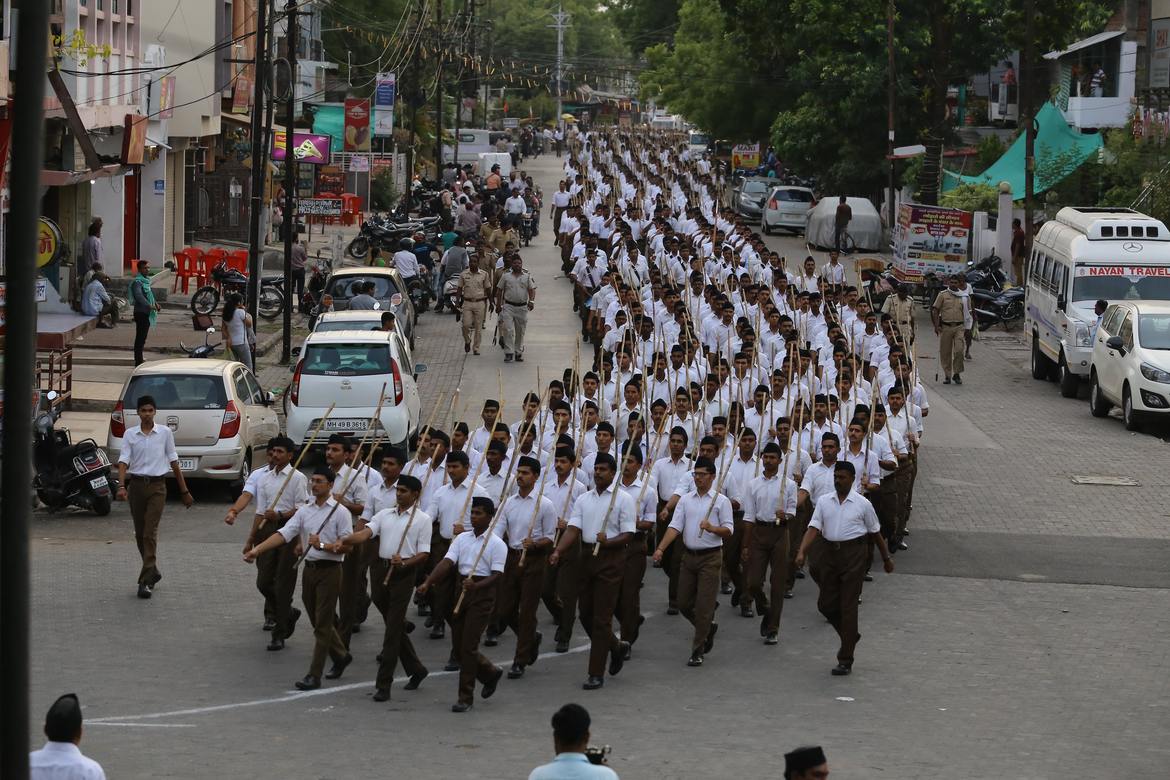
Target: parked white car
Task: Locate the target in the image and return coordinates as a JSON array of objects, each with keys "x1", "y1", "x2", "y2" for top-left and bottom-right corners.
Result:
[
  {"x1": 106, "y1": 360, "x2": 280, "y2": 486},
  {"x1": 762, "y1": 185, "x2": 815, "y2": 234},
  {"x1": 287, "y1": 330, "x2": 423, "y2": 449},
  {"x1": 1088, "y1": 301, "x2": 1170, "y2": 430}
]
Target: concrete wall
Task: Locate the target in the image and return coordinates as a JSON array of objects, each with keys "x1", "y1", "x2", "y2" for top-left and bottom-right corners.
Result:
[
  {"x1": 139, "y1": 1, "x2": 220, "y2": 140},
  {"x1": 90, "y1": 178, "x2": 125, "y2": 275},
  {"x1": 140, "y1": 150, "x2": 168, "y2": 265}
]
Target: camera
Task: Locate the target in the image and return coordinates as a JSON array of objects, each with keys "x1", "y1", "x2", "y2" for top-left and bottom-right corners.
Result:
[{"x1": 585, "y1": 745, "x2": 611, "y2": 766}]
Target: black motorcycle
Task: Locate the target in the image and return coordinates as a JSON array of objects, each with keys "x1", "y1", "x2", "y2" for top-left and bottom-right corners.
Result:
[
  {"x1": 33, "y1": 390, "x2": 115, "y2": 515},
  {"x1": 347, "y1": 215, "x2": 421, "y2": 260},
  {"x1": 972, "y1": 287, "x2": 1025, "y2": 331},
  {"x1": 189, "y1": 258, "x2": 285, "y2": 320},
  {"x1": 967, "y1": 254, "x2": 1008, "y2": 293},
  {"x1": 180, "y1": 326, "x2": 221, "y2": 358}
]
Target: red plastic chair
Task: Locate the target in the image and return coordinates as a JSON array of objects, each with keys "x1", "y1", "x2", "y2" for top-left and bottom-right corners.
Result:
[
  {"x1": 171, "y1": 248, "x2": 205, "y2": 293},
  {"x1": 226, "y1": 249, "x2": 249, "y2": 276},
  {"x1": 342, "y1": 193, "x2": 364, "y2": 226}
]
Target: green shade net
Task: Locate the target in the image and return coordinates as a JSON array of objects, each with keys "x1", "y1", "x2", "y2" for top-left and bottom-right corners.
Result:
[
  {"x1": 311, "y1": 105, "x2": 344, "y2": 155},
  {"x1": 942, "y1": 101, "x2": 1103, "y2": 195}
]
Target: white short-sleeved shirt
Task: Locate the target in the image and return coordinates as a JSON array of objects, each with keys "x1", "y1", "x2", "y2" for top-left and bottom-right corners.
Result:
[
  {"x1": 362, "y1": 479, "x2": 399, "y2": 522},
  {"x1": 668, "y1": 489, "x2": 734, "y2": 550},
  {"x1": 809, "y1": 490, "x2": 879, "y2": 542},
  {"x1": 427, "y1": 480, "x2": 491, "y2": 539},
  {"x1": 445, "y1": 529, "x2": 508, "y2": 576},
  {"x1": 279, "y1": 497, "x2": 353, "y2": 561},
  {"x1": 255, "y1": 464, "x2": 309, "y2": 517},
  {"x1": 494, "y1": 490, "x2": 559, "y2": 549},
  {"x1": 117, "y1": 425, "x2": 178, "y2": 476},
  {"x1": 568, "y1": 483, "x2": 636, "y2": 540},
  {"x1": 742, "y1": 472, "x2": 799, "y2": 523},
  {"x1": 29, "y1": 741, "x2": 106, "y2": 780},
  {"x1": 366, "y1": 504, "x2": 432, "y2": 559},
  {"x1": 799, "y1": 460, "x2": 838, "y2": 506}
]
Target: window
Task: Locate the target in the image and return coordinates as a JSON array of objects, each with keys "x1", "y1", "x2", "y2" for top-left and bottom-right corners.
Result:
[
  {"x1": 124, "y1": 375, "x2": 228, "y2": 410},
  {"x1": 228, "y1": 177, "x2": 241, "y2": 227},
  {"x1": 301, "y1": 343, "x2": 393, "y2": 376},
  {"x1": 243, "y1": 371, "x2": 265, "y2": 404},
  {"x1": 314, "y1": 318, "x2": 382, "y2": 333},
  {"x1": 1072, "y1": 267, "x2": 1170, "y2": 302},
  {"x1": 326, "y1": 275, "x2": 401, "y2": 301},
  {"x1": 773, "y1": 188, "x2": 813, "y2": 203},
  {"x1": 741, "y1": 181, "x2": 769, "y2": 195},
  {"x1": 1119, "y1": 313, "x2": 1134, "y2": 351},
  {"x1": 1102, "y1": 306, "x2": 1124, "y2": 335},
  {"x1": 232, "y1": 369, "x2": 252, "y2": 403},
  {"x1": 1138, "y1": 314, "x2": 1170, "y2": 350},
  {"x1": 198, "y1": 187, "x2": 211, "y2": 227}
]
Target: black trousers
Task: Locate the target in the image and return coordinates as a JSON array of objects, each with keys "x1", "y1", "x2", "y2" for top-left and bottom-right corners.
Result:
[
  {"x1": 291, "y1": 268, "x2": 306, "y2": 311},
  {"x1": 133, "y1": 311, "x2": 151, "y2": 365}
]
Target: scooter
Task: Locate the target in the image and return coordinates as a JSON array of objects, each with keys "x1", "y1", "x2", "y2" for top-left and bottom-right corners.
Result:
[
  {"x1": 33, "y1": 390, "x2": 115, "y2": 515},
  {"x1": 181, "y1": 327, "x2": 222, "y2": 358},
  {"x1": 440, "y1": 276, "x2": 462, "y2": 319}
]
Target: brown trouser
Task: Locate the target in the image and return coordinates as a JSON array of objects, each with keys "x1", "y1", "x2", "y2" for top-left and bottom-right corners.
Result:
[
  {"x1": 809, "y1": 536, "x2": 868, "y2": 666},
  {"x1": 721, "y1": 513, "x2": 746, "y2": 593},
  {"x1": 554, "y1": 536, "x2": 582, "y2": 644},
  {"x1": 900, "y1": 453, "x2": 918, "y2": 538},
  {"x1": 656, "y1": 501, "x2": 682, "y2": 608},
  {"x1": 578, "y1": 545, "x2": 624, "y2": 677},
  {"x1": 451, "y1": 576, "x2": 499, "y2": 705},
  {"x1": 127, "y1": 476, "x2": 167, "y2": 585},
  {"x1": 788, "y1": 501, "x2": 813, "y2": 591},
  {"x1": 255, "y1": 517, "x2": 298, "y2": 639},
  {"x1": 494, "y1": 547, "x2": 548, "y2": 665},
  {"x1": 338, "y1": 534, "x2": 375, "y2": 647},
  {"x1": 462, "y1": 301, "x2": 486, "y2": 350},
  {"x1": 938, "y1": 323, "x2": 965, "y2": 377},
  {"x1": 617, "y1": 533, "x2": 647, "y2": 644},
  {"x1": 301, "y1": 560, "x2": 348, "y2": 678},
  {"x1": 678, "y1": 546, "x2": 722, "y2": 653},
  {"x1": 427, "y1": 533, "x2": 455, "y2": 628},
  {"x1": 553, "y1": 206, "x2": 566, "y2": 236},
  {"x1": 743, "y1": 522, "x2": 790, "y2": 635},
  {"x1": 369, "y1": 558, "x2": 426, "y2": 690},
  {"x1": 879, "y1": 472, "x2": 903, "y2": 546}
]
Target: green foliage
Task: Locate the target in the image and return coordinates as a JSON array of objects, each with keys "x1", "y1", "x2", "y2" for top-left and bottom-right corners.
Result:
[
  {"x1": 371, "y1": 169, "x2": 398, "y2": 211},
  {"x1": 940, "y1": 183, "x2": 1000, "y2": 212},
  {"x1": 975, "y1": 134, "x2": 1008, "y2": 171},
  {"x1": 610, "y1": 0, "x2": 682, "y2": 56},
  {"x1": 491, "y1": 0, "x2": 624, "y2": 77}
]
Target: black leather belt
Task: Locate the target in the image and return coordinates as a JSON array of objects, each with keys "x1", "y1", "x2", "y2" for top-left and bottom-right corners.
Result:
[
  {"x1": 505, "y1": 300, "x2": 529, "y2": 306},
  {"x1": 683, "y1": 546, "x2": 721, "y2": 555},
  {"x1": 941, "y1": 321, "x2": 963, "y2": 326},
  {"x1": 304, "y1": 559, "x2": 341, "y2": 568},
  {"x1": 824, "y1": 536, "x2": 867, "y2": 549},
  {"x1": 463, "y1": 297, "x2": 486, "y2": 302},
  {"x1": 129, "y1": 474, "x2": 167, "y2": 482}
]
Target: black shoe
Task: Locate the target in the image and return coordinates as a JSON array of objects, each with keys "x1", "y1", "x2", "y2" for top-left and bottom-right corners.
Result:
[
  {"x1": 555, "y1": 639, "x2": 570, "y2": 653},
  {"x1": 831, "y1": 664, "x2": 852, "y2": 676},
  {"x1": 294, "y1": 675, "x2": 321, "y2": 690},
  {"x1": 508, "y1": 662, "x2": 526, "y2": 679},
  {"x1": 430, "y1": 625, "x2": 445, "y2": 640},
  {"x1": 953, "y1": 374, "x2": 962, "y2": 385},
  {"x1": 704, "y1": 623, "x2": 718, "y2": 654},
  {"x1": 352, "y1": 623, "x2": 361, "y2": 634},
  {"x1": 481, "y1": 667, "x2": 503, "y2": 699},
  {"x1": 515, "y1": 354, "x2": 524, "y2": 362},
  {"x1": 504, "y1": 354, "x2": 513, "y2": 363},
  {"x1": 377, "y1": 653, "x2": 383, "y2": 663},
  {"x1": 404, "y1": 668, "x2": 428, "y2": 690},
  {"x1": 720, "y1": 583, "x2": 733, "y2": 595},
  {"x1": 451, "y1": 701, "x2": 473, "y2": 713},
  {"x1": 943, "y1": 376, "x2": 951, "y2": 385},
  {"x1": 286, "y1": 608, "x2": 302, "y2": 640},
  {"x1": 583, "y1": 675, "x2": 604, "y2": 690},
  {"x1": 863, "y1": 573, "x2": 874, "y2": 582},
  {"x1": 484, "y1": 631, "x2": 499, "y2": 647},
  {"x1": 730, "y1": 589, "x2": 741, "y2": 607},
  {"x1": 666, "y1": 605, "x2": 679, "y2": 615},
  {"x1": 424, "y1": 615, "x2": 435, "y2": 628},
  {"x1": 418, "y1": 602, "x2": 431, "y2": 617},
  {"x1": 137, "y1": 583, "x2": 152, "y2": 599},
  {"x1": 609, "y1": 642, "x2": 628, "y2": 676},
  {"x1": 444, "y1": 656, "x2": 460, "y2": 672},
  {"x1": 325, "y1": 653, "x2": 353, "y2": 680},
  {"x1": 622, "y1": 643, "x2": 632, "y2": 661},
  {"x1": 262, "y1": 618, "x2": 277, "y2": 632},
  {"x1": 372, "y1": 687, "x2": 391, "y2": 702},
  {"x1": 784, "y1": 590, "x2": 794, "y2": 599},
  {"x1": 266, "y1": 638, "x2": 285, "y2": 651},
  {"x1": 740, "y1": 605, "x2": 754, "y2": 618},
  {"x1": 687, "y1": 652, "x2": 704, "y2": 667},
  {"x1": 405, "y1": 620, "x2": 416, "y2": 634},
  {"x1": 529, "y1": 631, "x2": 543, "y2": 665},
  {"x1": 794, "y1": 569, "x2": 805, "y2": 580},
  {"x1": 764, "y1": 633, "x2": 779, "y2": 645},
  {"x1": 760, "y1": 613, "x2": 769, "y2": 638},
  {"x1": 464, "y1": 342, "x2": 471, "y2": 353}
]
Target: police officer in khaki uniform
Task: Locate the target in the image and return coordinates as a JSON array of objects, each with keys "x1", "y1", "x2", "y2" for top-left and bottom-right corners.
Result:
[
  {"x1": 457, "y1": 251, "x2": 493, "y2": 355},
  {"x1": 495, "y1": 253, "x2": 536, "y2": 363},
  {"x1": 931, "y1": 274, "x2": 967, "y2": 385}
]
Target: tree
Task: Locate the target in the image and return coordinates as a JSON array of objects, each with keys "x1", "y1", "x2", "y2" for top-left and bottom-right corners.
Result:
[{"x1": 610, "y1": 0, "x2": 682, "y2": 56}]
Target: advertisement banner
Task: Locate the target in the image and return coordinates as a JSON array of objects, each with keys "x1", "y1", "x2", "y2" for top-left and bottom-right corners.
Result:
[
  {"x1": 232, "y1": 75, "x2": 252, "y2": 114},
  {"x1": 344, "y1": 98, "x2": 372, "y2": 151},
  {"x1": 317, "y1": 165, "x2": 345, "y2": 195},
  {"x1": 272, "y1": 132, "x2": 331, "y2": 165},
  {"x1": 1152, "y1": 18, "x2": 1170, "y2": 89},
  {"x1": 892, "y1": 204, "x2": 973, "y2": 283},
  {"x1": 374, "y1": 73, "x2": 396, "y2": 137},
  {"x1": 731, "y1": 142, "x2": 760, "y2": 169}
]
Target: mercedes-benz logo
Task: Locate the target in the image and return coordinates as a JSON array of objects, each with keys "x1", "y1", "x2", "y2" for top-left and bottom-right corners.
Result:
[{"x1": 1122, "y1": 241, "x2": 1142, "y2": 252}]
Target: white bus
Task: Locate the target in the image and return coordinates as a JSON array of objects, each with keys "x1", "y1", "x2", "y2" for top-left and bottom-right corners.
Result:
[{"x1": 1026, "y1": 207, "x2": 1170, "y2": 397}]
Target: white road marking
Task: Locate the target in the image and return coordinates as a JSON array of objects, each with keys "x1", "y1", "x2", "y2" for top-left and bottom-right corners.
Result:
[{"x1": 88, "y1": 722, "x2": 197, "y2": 728}]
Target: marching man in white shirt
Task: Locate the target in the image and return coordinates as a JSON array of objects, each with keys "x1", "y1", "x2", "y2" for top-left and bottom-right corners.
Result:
[
  {"x1": 740, "y1": 443, "x2": 799, "y2": 645},
  {"x1": 338, "y1": 473, "x2": 430, "y2": 703},
  {"x1": 795, "y1": 460, "x2": 894, "y2": 676},
  {"x1": 115, "y1": 394, "x2": 194, "y2": 599},
  {"x1": 653, "y1": 457, "x2": 733, "y2": 667},
  {"x1": 417, "y1": 496, "x2": 508, "y2": 712},
  {"x1": 551, "y1": 453, "x2": 636, "y2": 691}
]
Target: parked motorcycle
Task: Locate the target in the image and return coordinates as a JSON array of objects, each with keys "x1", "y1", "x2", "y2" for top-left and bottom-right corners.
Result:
[
  {"x1": 189, "y1": 259, "x2": 285, "y2": 319},
  {"x1": 972, "y1": 287, "x2": 1025, "y2": 331},
  {"x1": 180, "y1": 326, "x2": 221, "y2": 358},
  {"x1": 967, "y1": 253, "x2": 1008, "y2": 293},
  {"x1": 441, "y1": 275, "x2": 462, "y2": 318},
  {"x1": 859, "y1": 261, "x2": 899, "y2": 310},
  {"x1": 302, "y1": 253, "x2": 332, "y2": 314},
  {"x1": 347, "y1": 215, "x2": 420, "y2": 260},
  {"x1": 33, "y1": 390, "x2": 115, "y2": 515}
]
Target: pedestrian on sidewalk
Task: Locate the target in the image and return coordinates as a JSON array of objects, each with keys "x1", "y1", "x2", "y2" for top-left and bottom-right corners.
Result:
[
  {"x1": 495, "y1": 254, "x2": 536, "y2": 363},
  {"x1": 81, "y1": 265, "x2": 118, "y2": 328},
  {"x1": 931, "y1": 274, "x2": 967, "y2": 384},
  {"x1": 457, "y1": 252, "x2": 492, "y2": 354},
  {"x1": 129, "y1": 260, "x2": 160, "y2": 366},
  {"x1": 291, "y1": 240, "x2": 308, "y2": 312},
  {"x1": 115, "y1": 394, "x2": 194, "y2": 599},
  {"x1": 222, "y1": 293, "x2": 255, "y2": 371}
]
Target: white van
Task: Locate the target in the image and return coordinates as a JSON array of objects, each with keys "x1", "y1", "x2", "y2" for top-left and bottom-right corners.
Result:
[
  {"x1": 443, "y1": 129, "x2": 509, "y2": 166},
  {"x1": 1026, "y1": 207, "x2": 1170, "y2": 397},
  {"x1": 477, "y1": 152, "x2": 512, "y2": 178}
]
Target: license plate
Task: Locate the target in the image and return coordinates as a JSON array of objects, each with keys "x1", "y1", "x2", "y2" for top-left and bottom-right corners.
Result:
[
  {"x1": 90, "y1": 476, "x2": 108, "y2": 489},
  {"x1": 324, "y1": 418, "x2": 369, "y2": 431},
  {"x1": 178, "y1": 458, "x2": 198, "y2": 471}
]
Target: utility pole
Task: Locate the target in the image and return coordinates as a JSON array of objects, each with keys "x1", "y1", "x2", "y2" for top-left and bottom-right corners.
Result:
[
  {"x1": 550, "y1": 4, "x2": 571, "y2": 132},
  {"x1": 887, "y1": 0, "x2": 897, "y2": 234},
  {"x1": 2, "y1": 2, "x2": 51, "y2": 776},
  {"x1": 1022, "y1": 0, "x2": 1035, "y2": 266},
  {"x1": 281, "y1": 0, "x2": 298, "y2": 364},
  {"x1": 434, "y1": 0, "x2": 444, "y2": 175},
  {"x1": 246, "y1": 0, "x2": 270, "y2": 323}
]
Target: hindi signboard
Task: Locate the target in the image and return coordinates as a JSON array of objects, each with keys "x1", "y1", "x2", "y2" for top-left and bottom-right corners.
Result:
[
  {"x1": 892, "y1": 204, "x2": 973, "y2": 283},
  {"x1": 297, "y1": 198, "x2": 344, "y2": 218}
]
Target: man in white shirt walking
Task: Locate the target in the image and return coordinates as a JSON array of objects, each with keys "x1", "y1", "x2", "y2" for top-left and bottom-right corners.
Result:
[
  {"x1": 795, "y1": 461, "x2": 894, "y2": 675},
  {"x1": 115, "y1": 394, "x2": 194, "y2": 599},
  {"x1": 29, "y1": 694, "x2": 106, "y2": 780}
]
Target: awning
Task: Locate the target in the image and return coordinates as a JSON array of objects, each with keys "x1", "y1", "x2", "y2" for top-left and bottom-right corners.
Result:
[
  {"x1": 1044, "y1": 29, "x2": 1124, "y2": 60},
  {"x1": 146, "y1": 135, "x2": 171, "y2": 150}
]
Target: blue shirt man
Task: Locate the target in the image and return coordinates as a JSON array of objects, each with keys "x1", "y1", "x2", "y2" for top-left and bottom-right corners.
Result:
[{"x1": 528, "y1": 704, "x2": 618, "y2": 780}]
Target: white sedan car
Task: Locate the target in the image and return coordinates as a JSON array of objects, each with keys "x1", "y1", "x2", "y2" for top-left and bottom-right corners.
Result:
[
  {"x1": 762, "y1": 186, "x2": 815, "y2": 234},
  {"x1": 1089, "y1": 301, "x2": 1170, "y2": 430},
  {"x1": 107, "y1": 360, "x2": 280, "y2": 487}
]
